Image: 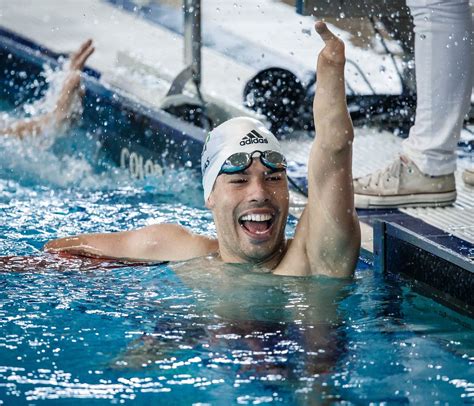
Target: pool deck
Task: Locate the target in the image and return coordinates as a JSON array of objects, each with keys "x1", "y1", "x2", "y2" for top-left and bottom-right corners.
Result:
[{"x1": 1, "y1": 0, "x2": 473, "y2": 313}]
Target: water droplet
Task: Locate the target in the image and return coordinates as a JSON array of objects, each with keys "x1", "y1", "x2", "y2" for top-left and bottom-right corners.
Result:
[{"x1": 245, "y1": 93, "x2": 255, "y2": 107}]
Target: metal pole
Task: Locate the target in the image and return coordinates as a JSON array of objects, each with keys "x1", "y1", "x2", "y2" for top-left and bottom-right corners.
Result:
[{"x1": 184, "y1": 0, "x2": 202, "y2": 87}]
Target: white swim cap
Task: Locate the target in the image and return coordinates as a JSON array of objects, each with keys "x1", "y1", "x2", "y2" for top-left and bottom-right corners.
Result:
[{"x1": 201, "y1": 117, "x2": 283, "y2": 202}]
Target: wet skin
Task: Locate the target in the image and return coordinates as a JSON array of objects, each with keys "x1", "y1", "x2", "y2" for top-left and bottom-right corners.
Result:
[{"x1": 207, "y1": 159, "x2": 290, "y2": 267}]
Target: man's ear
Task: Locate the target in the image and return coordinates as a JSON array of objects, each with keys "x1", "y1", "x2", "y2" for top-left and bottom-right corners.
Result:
[{"x1": 206, "y1": 192, "x2": 215, "y2": 209}]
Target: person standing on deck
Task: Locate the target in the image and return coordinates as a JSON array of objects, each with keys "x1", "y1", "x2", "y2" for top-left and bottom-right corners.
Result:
[
  {"x1": 354, "y1": 0, "x2": 474, "y2": 209},
  {"x1": 0, "y1": 40, "x2": 94, "y2": 138},
  {"x1": 44, "y1": 22, "x2": 361, "y2": 278}
]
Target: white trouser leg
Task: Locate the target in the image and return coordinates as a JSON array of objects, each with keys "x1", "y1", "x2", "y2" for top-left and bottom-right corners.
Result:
[{"x1": 403, "y1": 0, "x2": 473, "y2": 176}]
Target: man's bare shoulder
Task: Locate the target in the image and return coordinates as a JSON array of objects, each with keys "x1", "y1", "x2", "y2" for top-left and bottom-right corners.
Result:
[{"x1": 136, "y1": 223, "x2": 218, "y2": 261}]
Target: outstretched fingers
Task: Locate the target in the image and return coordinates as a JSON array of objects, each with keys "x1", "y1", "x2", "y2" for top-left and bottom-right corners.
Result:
[
  {"x1": 70, "y1": 39, "x2": 95, "y2": 71},
  {"x1": 51, "y1": 39, "x2": 94, "y2": 128}
]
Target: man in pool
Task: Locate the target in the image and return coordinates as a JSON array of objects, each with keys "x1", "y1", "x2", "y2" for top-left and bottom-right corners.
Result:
[
  {"x1": 0, "y1": 39, "x2": 94, "y2": 138},
  {"x1": 45, "y1": 22, "x2": 361, "y2": 278}
]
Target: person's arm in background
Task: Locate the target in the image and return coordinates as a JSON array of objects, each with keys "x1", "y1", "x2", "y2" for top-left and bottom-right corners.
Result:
[
  {"x1": 44, "y1": 223, "x2": 218, "y2": 262},
  {"x1": 0, "y1": 39, "x2": 94, "y2": 138}
]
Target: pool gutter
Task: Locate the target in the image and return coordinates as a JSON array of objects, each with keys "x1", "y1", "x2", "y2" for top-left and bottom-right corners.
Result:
[{"x1": 374, "y1": 220, "x2": 474, "y2": 316}]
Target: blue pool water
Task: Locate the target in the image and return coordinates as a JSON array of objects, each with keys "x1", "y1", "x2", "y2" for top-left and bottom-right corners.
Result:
[{"x1": 1, "y1": 82, "x2": 474, "y2": 404}]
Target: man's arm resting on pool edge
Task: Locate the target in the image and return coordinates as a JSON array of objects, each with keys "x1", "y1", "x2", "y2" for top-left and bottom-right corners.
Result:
[{"x1": 44, "y1": 224, "x2": 218, "y2": 262}]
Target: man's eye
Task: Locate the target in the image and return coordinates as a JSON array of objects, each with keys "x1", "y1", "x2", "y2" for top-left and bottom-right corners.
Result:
[
  {"x1": 229, "y1": 178, "x2": 247, "y2": 184},
  {"x1": 266, "y1": 175, "x2": 282, "y2": 182}
]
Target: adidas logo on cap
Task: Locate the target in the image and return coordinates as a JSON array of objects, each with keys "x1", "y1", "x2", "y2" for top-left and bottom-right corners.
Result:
[{"x1": 240, "y1": 130, "x2": 269, "y2": 146}]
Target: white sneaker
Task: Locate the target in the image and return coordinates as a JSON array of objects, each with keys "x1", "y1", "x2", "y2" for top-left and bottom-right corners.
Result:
[
  {"x1": 353, "y1": 156, "x2": 456, "y2": 209},
  {"x1": 463, "y1": 169, "x2": 474, "y2": 186}
]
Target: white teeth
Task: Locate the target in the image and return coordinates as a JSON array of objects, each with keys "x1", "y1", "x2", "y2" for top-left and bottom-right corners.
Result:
[{"x1": 240, "y1": 213, "x2": 272, "y2": 222}]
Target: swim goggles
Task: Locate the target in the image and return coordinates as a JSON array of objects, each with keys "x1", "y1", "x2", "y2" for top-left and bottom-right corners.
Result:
[{"x1": 219, "y1": 150, "x2": 287, "y2": 174}]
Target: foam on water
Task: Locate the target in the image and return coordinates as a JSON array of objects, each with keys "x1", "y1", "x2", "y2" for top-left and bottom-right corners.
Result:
[
  {"x1": 0, "y1": 115, "x2": 202, "y2": 199},
  {"x1": 0, "y1": 134, "x2": 108, "y2": 188}
]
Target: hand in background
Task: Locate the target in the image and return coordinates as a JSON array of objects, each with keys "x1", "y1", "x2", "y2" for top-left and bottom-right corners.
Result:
[
  {"x1": 69, "y1": 39, "x2": 94, "y2": 71},
  {"x1": 1, "y1": 39, "x2": 95, "y2": 138},
  {"x1": 53, "y1": 39, "x2": 95, "y2": 126}
]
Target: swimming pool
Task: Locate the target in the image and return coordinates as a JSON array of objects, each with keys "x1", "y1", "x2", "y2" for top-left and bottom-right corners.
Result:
[
  {"x1": 1, "y1": 169, "x2": 473, "y2": 403},
  {"x1": 1, "y1": 35, "x2": 473, "y2": 405}
]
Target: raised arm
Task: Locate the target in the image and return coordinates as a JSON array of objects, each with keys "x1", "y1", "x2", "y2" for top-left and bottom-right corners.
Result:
[
  {"x1": 289, "y1": 22, "x2": 360, "y2": 278},
  {"x1": 1, "y1": 72, "x2": 82, "y2": 138},
  {"x1": 1, "y1": 39, "x2": 94, "y2": 138},
  {"x1": 68, "y1": 39, "x2": 94, "y2": 71},
  {"x1": 44, "y1": 223, "x2": 218, "y2": 262}
]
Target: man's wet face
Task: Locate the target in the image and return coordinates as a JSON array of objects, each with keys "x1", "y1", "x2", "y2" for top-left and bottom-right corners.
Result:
[{"x1": 207, "y1": 159, "x2": 289, "y2": 264}]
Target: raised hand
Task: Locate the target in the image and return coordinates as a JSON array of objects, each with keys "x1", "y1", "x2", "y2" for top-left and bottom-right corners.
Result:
[
  {"x1": 1, "y1": 40, "x2": 94, "y2": 138},
  {"x1": 69, "y1": 39, "x2": 94, "y2": 71},
  {"x1": 314, "y1": 21, "x2": 345, "y2": 66},
  {"x1": 53, "y1": 40, "x2": 94, "y2": 126}
]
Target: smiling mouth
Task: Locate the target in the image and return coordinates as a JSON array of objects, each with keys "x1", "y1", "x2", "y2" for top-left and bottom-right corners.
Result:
[{"x1": 238, "y1": 213, "x2": 274, "y2": 236}]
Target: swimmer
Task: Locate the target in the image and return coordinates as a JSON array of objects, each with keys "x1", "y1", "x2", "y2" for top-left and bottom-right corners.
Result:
[
  {"x1": 0, "y1": 39, "x2": 94, "y2": 138},
  {"x1": 45, "y1": 22, "x2": 361, "y2": 278}
]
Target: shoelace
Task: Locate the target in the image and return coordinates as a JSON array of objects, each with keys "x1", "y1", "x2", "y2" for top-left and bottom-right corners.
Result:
[{"x1": 358, "y1": 157, "x2": 405, "y2": 189}]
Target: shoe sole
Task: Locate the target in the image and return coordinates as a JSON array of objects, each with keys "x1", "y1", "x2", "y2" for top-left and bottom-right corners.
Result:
[
  {"x1": 462, "y1": 173, "x2": 474, "y2": 187},
  {"x1": 355, "y1": 190, "x2": 457, "y2": 209}
]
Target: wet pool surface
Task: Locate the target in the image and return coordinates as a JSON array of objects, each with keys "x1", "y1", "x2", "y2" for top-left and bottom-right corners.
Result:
[{"x1": 1, "y1": 97, "x2": 474, "y2": 404}]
